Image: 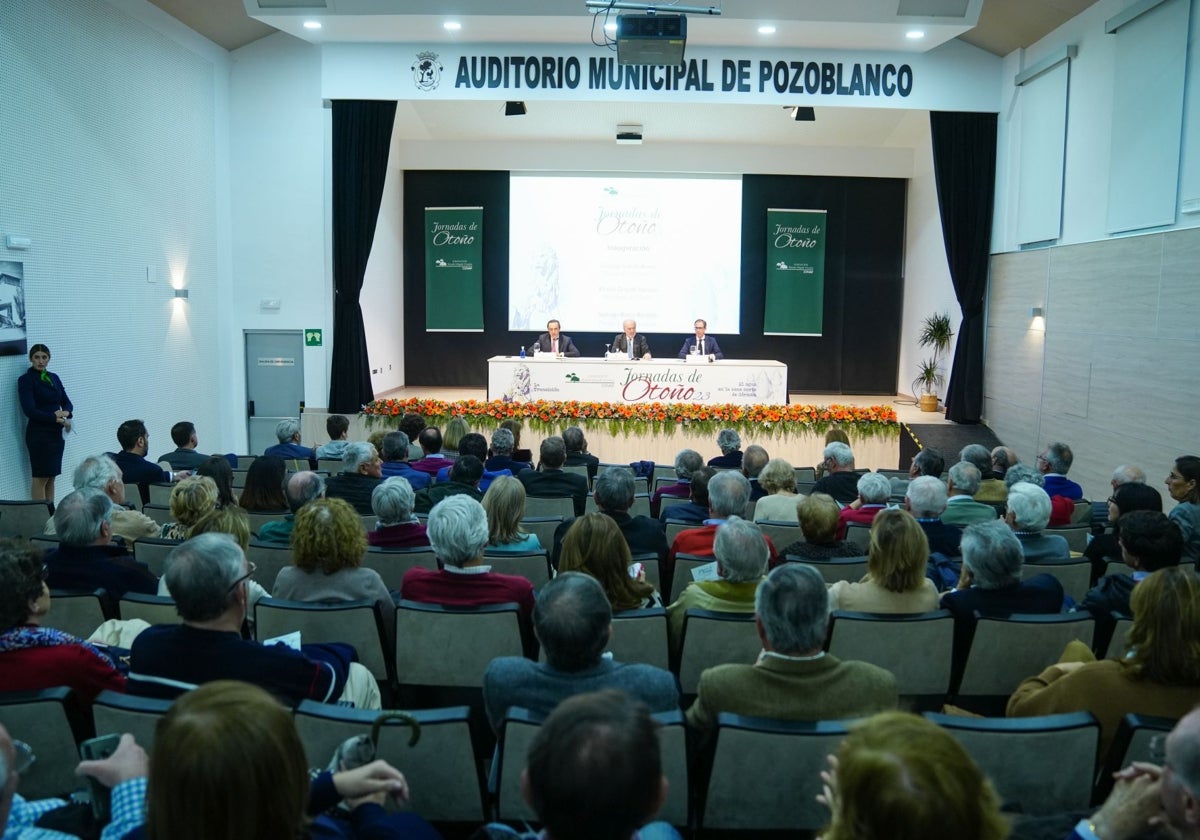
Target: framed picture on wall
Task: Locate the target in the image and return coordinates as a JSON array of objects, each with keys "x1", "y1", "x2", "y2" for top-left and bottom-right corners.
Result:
[{"x1": 0, "y1": 260, "x2": 27, "y2": 357}]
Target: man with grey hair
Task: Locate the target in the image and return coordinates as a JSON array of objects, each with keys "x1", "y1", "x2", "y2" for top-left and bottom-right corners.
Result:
[
  {"x1": 667, "y1": 516, "x2": 772, "y2": 655},
  {"x1": 367, "y1": 476, "x2": 429, "y2": 549},
  {"x1": 256, "y1": 470, "x2": 325, "y2": 544},
  {"x1": 482, "y1": 573, "x2": 678, "y2": 733},
  {"x1": 811, "y1": 441, "x2": 860, "y2": 503},
  {"x1": 991, "y1": 446, "x2": 1019, "y2": 481},
  {"x1": 905, "y1": 474, "x2": 962, "y2": 558},
  {"x1": 553, "y1": 468, "x2": 668, "y2": 568},
  {"x1": 263, "y1": 417, "x2": 316, "y2": 469},
  {"x1": 1038, "y1": 441, "x2": 1084, "y2": 500},
  {"x1": 707, "y1": 429, "x2": 743, "y2": 469},
  {"x1": 128, "y1": 533, "x2": 379, "y2": 708},
  {"x1": 485, "y1": 426, "x2": 532, "y2": 476},
  {"x1": 612, "y1": 317, "x2": 651, "y2": 360},
  {"x1": 960, "y1": 443, "x2": 1006, "y2": 503},
  {"x1": 890, "y1": 446, "x2": 945, "y2": 498},
  {"x1": 837, "y1": 472, "x2": 893, "y2": 538},
  {"x1": 668, "y1": 471, "x2": 780, "y2": 581},
  {"x1": 742, "y1": 444, "x2": 770, "y2": 501},
  {"x1": 324, "y1": 441, "x2": 383, "y2": 514},
  {"x1": 1004, "y1": 463, "x2": 1044, "y2": 489},
  {"x1": 44, "y1": 488, "x2": 157, "y2": 611},
  {"x1": 379, "y1": 430, "x2": 431, "y2": 489},
  {"x1": 518, "y1": 435, "x2": 589, "y2": 516},
  {"x1": 685, "y1": 563, "x2": 896, "y2": 733},
  {"x1": 652, "y1": 448, "x2": 704, "y2": 517},
  {"x1": 1005, "y1": 482, "x2": 1070, "y2": 563},
  {"x1": 43, "y1": 453, "x2": 159, "y2": 543},
  {"x1": 941, "y1": 462, "x2": 999, "y2": 525},
  {"x1": 562, "y1": 426, "x2": 599, "y2": 482}
]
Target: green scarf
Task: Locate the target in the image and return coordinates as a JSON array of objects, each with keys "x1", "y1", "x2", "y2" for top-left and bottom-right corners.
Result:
[{"x1": 39, "y1": 370, "x2": 52, "y2": 384}]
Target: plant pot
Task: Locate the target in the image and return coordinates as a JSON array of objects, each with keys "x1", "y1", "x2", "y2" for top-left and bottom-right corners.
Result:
[{"x1": 919, "y1": 393, "x2": 940, "y2": 412}]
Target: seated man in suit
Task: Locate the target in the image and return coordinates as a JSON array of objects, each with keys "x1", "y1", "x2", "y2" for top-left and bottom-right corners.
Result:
[
  {"x1": 653, "y1": 448, "x2": 703, "y2": 518},
  {"x1": 676, "y1": 318, "x2": 724, "y2": 360},
  {"x1": 378, "y1": 430, "x2": 431, "y2": 490},
  {"x1": 685, "y1": 563, "x2": 897, "y2": 734},
  {"x1": 707, "y1": 429, "x2": 743, "y2": 469},
  {"x1": 323, "y1": 441, "x2": 383, "y2": 515},
  {"x1": 562, "y1": 426, "x2": 599, "y2": 483},
  {"x1": 157, "y1": 421, "x2": 210, "y2": 471},
  {"x1": 264, "y1": 417, "x2": 317, "y2": 470},
  {"x1": 941, "y1": 462, "x2": 1000, "y2": 526},
  {"x1": 1005, "y1": 482, "x2": 1070, "y2": 563},
  {"x1": 485, "y1": 427, "x2": 532, "y2": 476},
  {"x1": 436, "y1": 432, "x2": 510, "y2": 492},
  {"x1": 611, "y1": 318, "x2": 651, "y2": 360},
  {"x1": 413, "y1": 455, "x2": 485, "y2": 514},
  {"x1": 660, "y1": 466, "x2": 715, "y2": 528},
  {"x1": 482, "y1": 572, "x2": 678, "y2": 733},
  {"x1": 408, "y1": 427, "x2": 451, "y2": 476},
  {"x1": 44, "y1": 487, "x2": 158, "y2": 614},
  {"x1": 111, "y1": 419, "x2": 187, "y2": 505},
  {"x1": 519, "y1": 436, "x2": 589, "y2": 517},
  {"x1": 1038, "y1": 440, "x2": 1084, "y2": 500},
  {"x1": 315, "y1": 414, "x2": 350, "y2": 460},
  {"x1": 552, "y1": 468, "x2": 668, "y2": 568},
  {"x1": 128, "y1": 533, "x2": 379, "y2": 708},
  {"x1": 534, "y1": 318, "x2": 580, "y2": 357},
  {"x1": 257, "y1": 470, "x2": 324, "y2": 544}
]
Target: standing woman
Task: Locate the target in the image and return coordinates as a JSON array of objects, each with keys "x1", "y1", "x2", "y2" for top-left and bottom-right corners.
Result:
[{"x1": 17, "y1": 343, "x2": 73, "y2": 503}]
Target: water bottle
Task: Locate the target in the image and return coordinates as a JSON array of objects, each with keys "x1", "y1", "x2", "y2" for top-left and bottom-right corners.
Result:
[{"x1": 519, "y1": 346, "x2": 526, "y2": 359}]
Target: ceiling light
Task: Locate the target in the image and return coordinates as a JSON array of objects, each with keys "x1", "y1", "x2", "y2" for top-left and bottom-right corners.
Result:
[
  {"x1": 443, "y1": 21, "x2": 462, "y2": 31},
  {"x1": 302, "y1": 20, "x2": 321, "y2": 30},
  {"x1": 906, "y1": 29, "x2": 925, "y2": 39},
  {"x1": 757, "y1": 25, "x2": 776, "y2": 35}
]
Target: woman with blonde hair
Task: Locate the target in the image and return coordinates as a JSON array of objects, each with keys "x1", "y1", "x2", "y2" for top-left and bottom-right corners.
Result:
[
  {"x1": 753, "y1": 458, "x2": 801, "y2": 523},
  {"x1": 187, "y1": 505, "x2": 251, "y2": 551},
  {"x1": 821, "y1": 711, "x2": 1008, "y2": 840},
  {"x1": 780, "y1": 493, "x2": 863, "y2": 561},
  {"x1": 161, "y1": 476, "x2": 219, "y2": 540},
  {"x1": 77, "y1": 680, "x2": 438, "y2": 840},
  {"x1": 559, "y1": 513, "x2": 661, "y2": 611},
  {"x1": 1009, "y1": 566, "x2": 1200, "y2": 759},
  {"x1": 828, "y1": 509, "x2": 939, "y2": 613},
  {"x1": 481, "y1": 475, "x2": 541, "y2": 552},
  {"x1": 443, "y1": 415, "x2": 470, "y2": 456}
]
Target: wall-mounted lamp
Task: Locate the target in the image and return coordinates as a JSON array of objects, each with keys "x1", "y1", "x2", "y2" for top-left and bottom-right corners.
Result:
[
  {"x1": 504, "y1": 101, "x2": 527, "y2": 116},
  {"x1": 173, "y1": 288, "x2": 189, "y2": 300},
  {"x1": 1029, "y1": 306, "x2": 1043, "y2": 318}
]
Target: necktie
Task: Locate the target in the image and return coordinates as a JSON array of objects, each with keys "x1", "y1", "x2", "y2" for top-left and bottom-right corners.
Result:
[
  {"x1": 552, "y1": 339, "x2": 558, "y2": 353},
  {"x1": 699, "y1": 339, "x2": 705, "y2": 355},
  {"x1": 628, "y1": 339, "x2": 634, "y2": 359}
]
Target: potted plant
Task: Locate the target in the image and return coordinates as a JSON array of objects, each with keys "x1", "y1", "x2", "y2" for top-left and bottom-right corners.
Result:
[{"x1": 915, "y1": 313, "x2": 953, "y2": 412}]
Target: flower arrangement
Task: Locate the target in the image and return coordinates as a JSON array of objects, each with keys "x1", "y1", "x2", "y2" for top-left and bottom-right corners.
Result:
[{"x1": 361, "y1": 397, "x2": 899, "y2": 441}]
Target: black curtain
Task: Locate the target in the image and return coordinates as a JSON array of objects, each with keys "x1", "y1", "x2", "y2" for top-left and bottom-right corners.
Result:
[
  {"x1": 929, "y1": 111, "x2": 997, "y2": 424},
  {"x1": 328, "y1": 99, "x2": 397, "y2": 413}
]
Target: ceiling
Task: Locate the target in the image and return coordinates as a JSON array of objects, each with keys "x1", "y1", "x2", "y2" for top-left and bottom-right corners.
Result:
[{"x1": 143, "y1": 0, "x2": 1098, "y2": 150}]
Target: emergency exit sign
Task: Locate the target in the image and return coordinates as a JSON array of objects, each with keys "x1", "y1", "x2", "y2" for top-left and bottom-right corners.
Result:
[{"x1": 304, "y1": 329, "x2": 323, "y2": 347}]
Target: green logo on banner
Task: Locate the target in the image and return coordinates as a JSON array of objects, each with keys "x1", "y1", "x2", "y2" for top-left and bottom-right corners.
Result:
[{"x1": 304, "y1": 329, "x2": 323, "y2": 347}]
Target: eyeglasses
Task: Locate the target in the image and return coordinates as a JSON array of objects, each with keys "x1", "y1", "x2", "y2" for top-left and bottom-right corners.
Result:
[
  {"x1": 36, "y1": 564, "x2": 49, "y2": 582},
  {"x1": 1107, "y1": 496, "x2": 1117, "y2": 505},
  {"x1": 226, "y1": 561, "x2": 257, "y2": 593},
  {"x1": 13, "y1": 740, "x2": 35, "y2": 775}
]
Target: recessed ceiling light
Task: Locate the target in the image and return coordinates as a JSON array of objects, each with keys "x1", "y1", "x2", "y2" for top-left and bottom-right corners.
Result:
[
  {"x1": 443, "y1": 21, "x2": 462, "y2": 31},
  {"x1": 604, "y1": 21, "x2": 617, "y2": 32},
  {"x1": 302, "y1": 20, "x2": 321, "y2": 30},
  {"x1": 906, "y1": 29, "x2": 925, "y2": 39},
  {"x1": 758, "y1": 25, "x2": 776, "y2": 35}
]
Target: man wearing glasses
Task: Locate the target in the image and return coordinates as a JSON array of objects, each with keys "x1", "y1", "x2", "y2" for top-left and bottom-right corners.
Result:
[{"x1": 126, "y1": 533, "x2": 381, "y2": 709}]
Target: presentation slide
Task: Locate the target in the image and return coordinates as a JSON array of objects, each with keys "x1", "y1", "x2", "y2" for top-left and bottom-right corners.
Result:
[{"x1": 508, "y1": 173, "x2": 742, "y2": 339}]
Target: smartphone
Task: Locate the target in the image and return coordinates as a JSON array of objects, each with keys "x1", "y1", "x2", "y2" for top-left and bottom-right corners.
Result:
[
  {"x1": 627, "y1": 562, "x2": 644, "y2": 579},
  {"x1": 79, "y1": 733, "x2": 121, "y2": 822}
]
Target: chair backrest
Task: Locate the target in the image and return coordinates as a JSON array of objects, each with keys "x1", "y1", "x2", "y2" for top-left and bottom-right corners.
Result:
[
  {"x1": 659, "y1": 495, "x2": 688, "y2": 512},
  {"x1": 796, "y1": 480, "x2": 817, "y2": 495},
  {"x1": 562, "y1": 463, "x2": 589, "y2": 484},
  {"x1": 664, "y1": 522, "x2": 693, "y2": 544},
  {"x1": 29, "y1": 533, "x2": 60, "y2": 552},
  {"x1": 610, "y1": 607, "x2": 670, "y2": 670},
  {"x1": 1071, "y1": 500, "x2": 1094, "y2": 525},
  {"x1": 1105, "y1": 615, "x2": 1136, "y2": 660},
  {"x1": 799, "y1": 556, "x2": 870, "y2": 585},
  {"x1": 957, "y1": 612, "x2": 1096, "y2": 698},
  {"x1": 141, "y1": 504, "x2": 174, "y2": 527},
  {"x1": 0, "y1": 687, "x2": 82, "y2": 798},
  {"x1": 0, "y1": 499, "x2": 53, "y2": 539},
  {"x1": 677, "y1": 609, "x2": 761, "y2": 694},
  {"x1": 794, "y1": 466, "x2": 817, "y2": 483},
  {"x1": 146, "y1": 482, "x2": 173, "y2": 506},
  {"x1": 742, "y1": 499, "x2": 756, "y2": 520},
  {"x1": 394, "y1": 600, "x2": 524, "y2": 688},
  {"x1": 827, "y1": 609, "x2": 954, "y2": 700},
  {"x1": 843, "y1": 523, "x2": 872, "y2": 551},
  {"x1": 133, "y1": 537, "x2": 181, "y2": 577},
  {"x1": 925, "y1": 710, "x2": 1101, "y2": 815},
  {"x1": 123, "y1": 484, "x2": 145, "y2": 509},
  {"x1": 92, "y1": 690, "x2": 172, "y2": 750},
  {"x1": 293, "y1": 701, "x2": 486, "y2": 823},
  {"x1": 118, "y1": 593, "x2": 180, "y2": 626},
  {"x1": 484, "y1": 549, "x2": 552, "y2": 588},
  {"x1": 45, "y1": 589, "x2": 109, "y2": 639},
  {"x1": 874, "y1": 468, "x2": 910, "y2": 479},
  {"x1": 1020, "y1": 560, "x2": 1093, "y2": 602},
  {"x1": 702, "y1": 713, "x2": 851, "y2": 830},
  {"x1": 756, "y1": 520, "x2": 803, "y2": 548},
  {"x1": 519, "y1": 516, "x2": 563, "y2": 549},
  {"x1": 523, "y1": 495, "x2": 574, "y2": 519},
  {"x1": 245, "y1": 541, "x2": 295, "y2": 589},
  {"x1": 362, "y1": 546, "x2": 438, "y2": 591},
  {"x1": 1104, "y1": 560, "x2": 1137, "y2": 578},
  {"x1": 629, "y1": 493, "x2": 651, "y2": 518},
  {"x1": 669, "y1": 553, "x2": 715, "y2": 605},
  {"x1": 1095, "y1": 713, "x2": 1176, "y2": 800},
  {"x1": 236, "y1": 455, "x2": 258, "y2": 469},
  {"x1": 317, "y1": 458, "x2": 344, "y2": 473},
  {"x1": 255, "y1": 597, "x2": 390, "y2": 684},
  {"x1": 245, "y1": 509, "x2": 290, "y2": 534},
  {"x1": 1046, "y1": 525, "x2": 1091, "y2": 553}
]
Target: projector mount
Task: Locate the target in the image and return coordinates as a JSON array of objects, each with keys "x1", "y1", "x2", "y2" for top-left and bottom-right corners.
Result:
[{"x1": 584, "y1": 1, "x2": 721, "y2": 15}]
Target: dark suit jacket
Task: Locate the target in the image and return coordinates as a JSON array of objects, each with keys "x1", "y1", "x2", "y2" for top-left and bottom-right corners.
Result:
[
  {"x1": 676, "y1": 335, "x2": 725, "y2": 359},
  {"x1": 518, "y1": 468, "x2": 589, "y2": 516},
  {"x1": 611, "y1": 333, "x2": 651, "y2": 359},
  {"x1": 324, "y1": 472, "x2": 382, "y2": 515},
  {"x1": 564, "y1": 451, "x2": 600, "y2": 482},
  {"x1": 535, "y1": 333, "x2": 580, "y2": 357}
]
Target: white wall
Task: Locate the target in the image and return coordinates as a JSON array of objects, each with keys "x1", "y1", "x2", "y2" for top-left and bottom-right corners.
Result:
[{"x1": 0, "y1": 0, "x2": 230, "y2": 501}]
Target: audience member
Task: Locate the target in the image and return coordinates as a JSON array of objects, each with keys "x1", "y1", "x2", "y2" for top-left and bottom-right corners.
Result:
[
  {"x1": 1038, "y1": 441, "x2": 1083, "y2": 500},
  {"x1": 1009, "y1": 566, "x2": 1200, "y2": 760},
  {"x1": 1005, "y1": 482, "x2": 1070, "y2": 563},
  {"x1": 836, "y1": 472, "x2": 891, "y2": 538},
  {"x1": 828, "y1": 509, "x2": 939, "y2": 613},
  {"x1": 413, "y1": 455, "x2": 484, "y2": 514},
  {"x1": 161, "y1": 475, "x2": 219, "y2": 540},
  {"x1": 409, "y1": 427, "x2": 450, "y2": 475},
  {"x1": 257, "y1": 470, "x2": 324, "y2": 544},
  {"x1": 752, "y1": 458, "x2": 799, "y2": 522},
  {"x1": 399, "y1": 413, "x2": 427, "y2": 460},
  {"x1": 314, "y1": 414, "x2": 350, "y2": 460},
  {"x1": 742, "y1": 444, "x2": 769, "y2": 501},
  {"x1": 263, "y1": 417, "x2": 317, "y2": 470},
  {"x1": 0, "y1": 538, "x2": 126, "y2": 704},
  {"x1": 482, "y1": 573, "x2": 677, "y2": 733},
  {"x1": 820, "y1": 712, "x2": 1008, "y2": 840},
  {"x1": 811, "y1": 441, "x2": 860, "y2": 503},
  {"x1": 482, "y1": 475, "x2": 542, "y2": 552},
  {"x1": 518, "y1": 436, "x2": 589, "y2": 516},
  {"x1": 659, "y1": 465, "x2": 714, "y2": 527},
  {"x1": 779, "y1": 492, "x2": 864, "y2": 561},
  {"x1": 558, "y1": 513, "x2": 661, "y2": 611},
  {"x1": 498, "y1": 419, "x2": 533, "y2": 463},
  {"x1": 685, "y1": 563, "x2": 896, "y2": 733},
  {"x1": 941, "y1": 462, "x2": 999, "y2": 525},
  {"x1": 562, "y1": 426, "x2": 599, "y2": 482},
  {"x1": 367, "y1": 476, "x2": 430, "y2": 549},
  {"x1": 111, "y1": 419, "x2": 185, "y2": 506},
  {"x1": 1091, "y1": 463, "x2": 1149, "y2": 533},
  {"x1": 486, "y1": 427, "x2": 532, "y2": 476},
  {"x1": 44, "y1": 454, "x2": 159, "y2": 543},
  {"x1": 1168, "y1": 455, "x2": 1200, "y2": 562},
  {"x1": 443, "y1": 415, "x2": 470, "y2": 456},
  {"x1": 961, "y1": 443, "x2": 1006, "y2": 503},
  {"x1": 991, "y1": 445, "x2": 1019, "y2": 482},
  {"x1": 813, "y1": 428, "x2": 850, "y2": 481},
  {"x1": 1004, "y1": 462, "x2": 1044, "y2": 489},
  {"x1": 1084, "y1": 482, "x2": 1163, "y2": 580},
  {"x1": 435, "y1": 432, "x2": 509, "y2": 491},
  {"x1": 904, "y1": 475, "x2": 962, "y2": 558},
  {"x1": 128, "y1": 533, "x2": 379, "y2": 708},
  {"x1": 667, "y1": 471, "x2": 779, "y2": 586},
  {"x1": 891, "y1": 446, "x2": 945, "y2": 499},
  {"x1": 652, "y1": 448, "x2": 703, "y2": 518},
  {"x1": 324, "y1": 441, "x2": 383, "y2": 515},
  {"x1": 379, "y1": 430, "x2": 431, "y2": 489},
  {"x1": 1080, "y1": 510, "x2": 1183, "y2": 629},
  {"x1": 158, "y1": 420, "x2": 210, "y2": 471},
  {"x1": 236, "y1": 454, "x2": 288, "y2": 513},
  {"x1": 196, "y1": 453, "x2": 237, "y2": 508},
  {"x1": 186, "y1": 505, "x2": 252, "y2": 551},
  {"x1": 707, "y1": 429, "x2": 743, "y2": 469},
  {"x1": 555, "y1": 468, "x2": 668, "y2": 568},
  {"x1": 367, "y1": 428, "x2": 387, "y2": 455}
]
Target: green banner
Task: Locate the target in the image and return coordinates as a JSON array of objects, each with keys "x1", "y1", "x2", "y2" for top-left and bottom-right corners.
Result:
[
  {"x1": 763, "y1": 208, "x2": 827, "y2": 336},
  {"x1": 425, "y1": 206, "x2": 484, "y2": 331}
]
